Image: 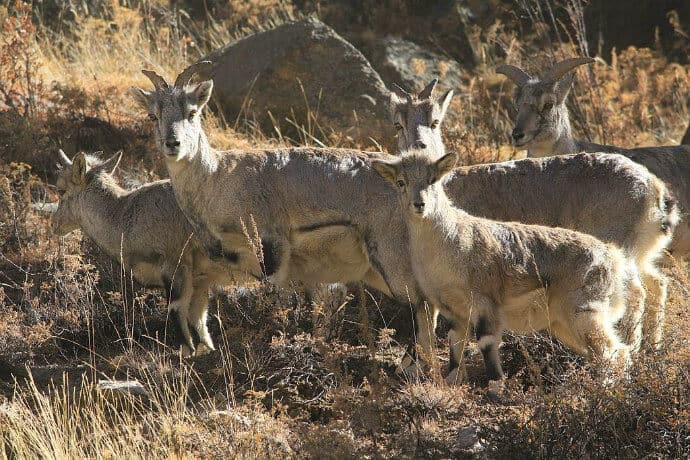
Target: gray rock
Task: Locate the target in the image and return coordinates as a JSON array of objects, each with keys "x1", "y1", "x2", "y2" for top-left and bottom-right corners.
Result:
[
  {"x1": 97, "y1": 379, "x2": 149, "y2": 397},
  {"x1": 368, "y1": 36, "x2": 464, "y2": 92},
  {"x1": 200, "y1": 18, "x2": 393, "y2": 150},
  {"x1": 456, "y1": 425, "x2": 484, "y2": 452}
]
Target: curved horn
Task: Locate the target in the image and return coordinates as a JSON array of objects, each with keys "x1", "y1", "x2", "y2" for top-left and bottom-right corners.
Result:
[
  {"x1": 542, "y1": 57, "x2": 595, "y2": 83},
  {"x1": 141, "y1": 69, "x2": 169, "y2": 90},
  {"x1": 496, "y1": 64, "x2": 532, "y2": 87},
  {"x1": 58, "y1": 149, "x2": 72, "y2": 166},
  {"x1": 174, "y1": 61, "x2": 213, "y2": 88},
  {"x1": 391, "y1": 82, "x2": 413, "y2": 102},
  {"x1": 418, "y1": 78, "x2": 438, "y2": 100},
  {"x1": 99, "y1": 151, "x2": 123, "y2": 174}
]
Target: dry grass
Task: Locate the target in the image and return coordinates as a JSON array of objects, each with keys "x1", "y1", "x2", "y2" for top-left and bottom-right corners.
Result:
[{"x1": 0, "y1": 0, "x2": 689, "y2": 458}]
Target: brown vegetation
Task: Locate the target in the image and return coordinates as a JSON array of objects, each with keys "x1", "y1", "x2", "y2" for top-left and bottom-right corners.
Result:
[{"x1": 0, "y1": 0, "x2": 689, "y2": 457}]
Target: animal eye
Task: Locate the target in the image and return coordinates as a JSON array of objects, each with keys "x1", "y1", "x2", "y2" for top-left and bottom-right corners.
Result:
[
  {"x1": 148, "y1": 113, "x2": 157, "y2": 121},
  {"x1": 394, "y1": 123, "x2": 403, "y2": 132},
  {"x1": 542, "y1": 102, "x2": 554, "y2": 111},
  {"x1": 188, "y1": 109, "x2": 198, "y2": 120},
  {"x1": 428, "y1": 176, "x2": 436, "y2": 184},
  {"x1": 430, "y1": 120, "x2": 440, "y2": 129},
  {"x1": 396, "y1": 179, "x2": 405, "y2": 188}
]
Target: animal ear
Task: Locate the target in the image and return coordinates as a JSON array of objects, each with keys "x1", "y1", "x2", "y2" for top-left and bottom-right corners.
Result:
[
  {"x1": 100, "y1": 151, "x2": 123, "y2": 175},
  {"x1": 437, "y1": 89, "x2": 454, "y2": 121},
  {"x1": 389, "y1": 91, "x2": 405, "y2": 121},
  {"x1": 372, "y1": 160, "x2": 400, "y2": 185},
  {"x1": 434, "y1": 152, "x2": 458, "y2": 179},
  {"x1": 418, "y1": 78, "x2": 438, "y2": 100},
  {"x1": 554, "y1": 72, "x2": 575, "y2": 104},
  {"x1": 130, "y1": 86, "x2": 153, "y2": 109},
  {"x1": 189, "y1": 80, "x2": 213, "y2": 109},
  {"x1": 72, "y1": 153, "x2": 88, "y2": 184}
]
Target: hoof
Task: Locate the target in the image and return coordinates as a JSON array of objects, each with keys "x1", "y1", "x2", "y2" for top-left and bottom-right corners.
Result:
[
  {"x1": 485, "y1": 379, "x2": 507, "y2": 403},
  {"x1": 180, "y1": 344, "x2": 195, "y2": 358},
  {"x1": 194, "y1": 343, "x2": 215, "y2": 357},
  {"x1": 444, "y1": 367, "x2": 467, "y2": 386}
]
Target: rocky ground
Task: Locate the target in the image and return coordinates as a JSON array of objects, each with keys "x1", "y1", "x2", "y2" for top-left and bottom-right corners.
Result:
[{"x1": 1, "y1": 0, "x2": 690, "y2": 457}]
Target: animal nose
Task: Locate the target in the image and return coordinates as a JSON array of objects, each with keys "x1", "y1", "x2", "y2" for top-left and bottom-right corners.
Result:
[
  {"x1": 414, "y1": 202, "x2": 425, "y2": 212},
  {"x1": 412, "y1": 140, "x2": 427, "y2": 149},
  {"x1": 511, "y1": 129, "x2": 525, "y2": 143},
  {"x1": 165, "y1": 139, "x2": 180, "y2": 149}
]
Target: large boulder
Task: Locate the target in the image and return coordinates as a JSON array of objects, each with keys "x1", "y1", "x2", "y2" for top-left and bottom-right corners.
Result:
[
  {"x1": 367, "y1": 36, "x2": 464, "y2": 92},
  {"x1": 200, "y1": 18, "x2": 393, "y2": 149}
]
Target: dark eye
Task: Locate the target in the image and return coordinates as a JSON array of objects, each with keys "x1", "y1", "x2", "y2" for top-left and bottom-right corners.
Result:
[
  {"x1": 542, "y1": 102, "x2": 554, "y2": 112},
  {"x1": 188, "y1": 109, "x2": 197, "y2": 120},
  {"x1": 428, "y1": 176, "x2": 436, "y2": 185},
  {"x1": 396, "y1": 179, "x2": 405, "y2": 188},
  {"x1": 394, "y1": 123, "x2": 403, "y2": 132},
  {"x1": 148, "y1": 113, "x2": 157, "y2": 121},
  {"x1": 430, "y1": 120, "x2": 440, "y2": 129}
]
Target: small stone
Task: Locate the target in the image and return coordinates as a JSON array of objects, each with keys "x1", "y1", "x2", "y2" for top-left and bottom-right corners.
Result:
[{"x1": 457, "y1": 425, "x2": 484, "y2": 452}]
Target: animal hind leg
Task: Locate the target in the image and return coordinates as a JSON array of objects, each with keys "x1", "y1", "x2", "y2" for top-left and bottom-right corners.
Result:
[
  {"x1": 445, "y1": 317, "x2": 471, "y2": 386},
  {"x1": 640, "y1": 267, "x2": 667, "y2": 351},
  {"x1": 188, "y1": 277, "x2": 215, "y2": 355},
  {"x1": 164, "y1": 266, "x2": 195, "y2": 356},
  {"x1": 399, "y1": 302, "x2": 439, "y2": 379},
  {"x1": 474, "y1": 306, "x2": 504, "y2": 382},
  {"x1": 616, "y1": 268, "x2": 646, "y2": 352}
]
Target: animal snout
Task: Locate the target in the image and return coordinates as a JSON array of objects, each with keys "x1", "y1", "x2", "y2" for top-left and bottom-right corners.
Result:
[
  {"x1": 165, "y1": 139, "x2": 180, "y2": 149},
  {"x1": 511, "y1": 129, "x2": 525, "y2": 144},
  {"x1": 413, "y1": 201, "x2": 425, "y2": 213},
  {"x1": 412, "y1": 140, "x2": 427, "y2": 149}
]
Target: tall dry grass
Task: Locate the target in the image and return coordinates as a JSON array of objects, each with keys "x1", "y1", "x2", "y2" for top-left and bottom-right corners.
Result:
[{"x1": 0, "y1": 0, "x2": 689, "y2": 457}]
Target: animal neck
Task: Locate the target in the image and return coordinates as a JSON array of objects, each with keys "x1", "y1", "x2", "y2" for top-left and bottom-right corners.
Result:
[
  {"x1": 527, "y1": 107, "x2": 578, "y2": 157},
  {"x1": 75, "y1": 173, "x2": 129, "y2": 256},
  {"x1": 166, "y1": 128, "x2": 218, "y2": 183},
  {"x1": 407, "y1": 182, "x2": 465, "y2": 241}
]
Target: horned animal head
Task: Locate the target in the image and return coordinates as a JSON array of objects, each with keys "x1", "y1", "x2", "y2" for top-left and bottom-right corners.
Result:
[
  {"x1": 372, "y1": 149, "x2": 458, "y2": 216},
  {"x1": 130, "y1": 62, "x2": 214, "y2": 162},
  {"x1": 496, "y1": 57, "x2": 594, "y2": 150},
  {"x1": 52, "y1": 150, "x2": 122, "y2": 235},
  {"x1": 389, "y1": 79, "x2": 454, "y2": 157}
]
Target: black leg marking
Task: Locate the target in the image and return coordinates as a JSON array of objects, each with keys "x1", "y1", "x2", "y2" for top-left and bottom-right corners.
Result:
[
  {"x1": 166, "y1": 309, "x2": 184, "y2": 347},
  {"x1": 260, "y1": 238, "x2": 281, "y2": 277},
  {"x1": 448, "y1": 321, "x2": 459, "y2": 371},
  {"x1": 206, "y1": 241, "x2": 225, "y2": 262},
  {"x1": 448, "y1": 345, "x2": 459, "y2": 370},
  {"x1": 162, "y1": 275, "x2": 182, "y2": 304},
  {"x1": 480, "y1": 343, "x2": 504, "y2": 381},
  {"x1": 206, "y1": 241, "x2": 240, "y2": 264},
  {"x1": 475, "y1": 316, "x2": 491, "y2": 341},
  {"x1": 475, "y1": 316, "x2": 504, "y2": 381}
]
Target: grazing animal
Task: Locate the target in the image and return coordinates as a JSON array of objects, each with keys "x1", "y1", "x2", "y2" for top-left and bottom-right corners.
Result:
[
  {"x1": 130, "y1": 63, "x2": 441, "y2": 377},
  {"x1": 389, "y1": 80, "x2": 678, "y2": 350},
  {"x1": 373, "y1": 149, "x2": 645, "y2": 384},
  {"x1": 52, "y1": 150, "x2": 245, "y2": 355},
  {"x1": 497, "y1": 57, "x2": 690, "y2": 259}
]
